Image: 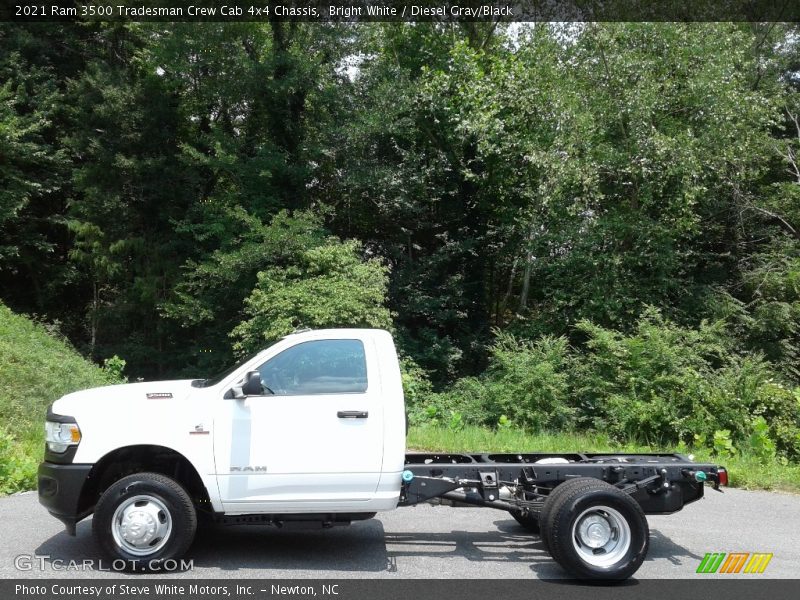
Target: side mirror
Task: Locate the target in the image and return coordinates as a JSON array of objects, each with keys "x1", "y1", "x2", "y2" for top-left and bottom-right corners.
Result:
[{"x1": 241, "y1": 371, "x2": 263, "y2": 396}]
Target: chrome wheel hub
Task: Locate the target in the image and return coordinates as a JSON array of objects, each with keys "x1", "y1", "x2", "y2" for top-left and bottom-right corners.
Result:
[
  {"x1": 571, "y1": 505, "x2": 632, "y2": 567},
  {"x1": 111, "y1": 495, "x2": 172, "y2": 556},
  {"x1": 578, "y1": 514, "x2": 613, "y2": 548}
]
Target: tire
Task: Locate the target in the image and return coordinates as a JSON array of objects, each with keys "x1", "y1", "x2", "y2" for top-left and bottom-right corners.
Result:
[
  {"x1": 537, "y1": 478, "x2": 585, "y2": 554},
  {"x1": 540, "y1": 477, "x2": 649, "y2": 581},
  {"x1": 510, "y1": 510, "x2": 541, "y2": 534},
  {"x1": 93, "y1": 472, "x2": 197, "y2": 572}
]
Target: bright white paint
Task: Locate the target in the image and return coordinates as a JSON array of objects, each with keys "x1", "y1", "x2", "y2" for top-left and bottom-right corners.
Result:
[{"x1": 51, "y1": 329, "x2": 406, "y2": 515}]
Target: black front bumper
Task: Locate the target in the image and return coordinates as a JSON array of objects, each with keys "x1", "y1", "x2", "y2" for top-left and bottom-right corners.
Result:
[{"x1": 38, "y1": 461, "x2": 93, "y2": 535}]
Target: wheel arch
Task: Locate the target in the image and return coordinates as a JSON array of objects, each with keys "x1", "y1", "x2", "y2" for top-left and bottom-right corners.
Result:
[{"x1": 79, "y1": 444, "x2": 213, "y2": 517}]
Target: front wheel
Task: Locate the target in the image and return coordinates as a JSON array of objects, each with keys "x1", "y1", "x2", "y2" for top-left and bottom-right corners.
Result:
[
  {"x1": 540, "y1": 478, "x2": 649, "y2": 581},
  {"x1": 92, "y1": 472, "x2": 197, "y2": 571}
]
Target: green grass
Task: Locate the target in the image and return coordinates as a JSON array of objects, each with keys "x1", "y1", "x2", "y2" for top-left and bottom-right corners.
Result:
[
  {"x1": 408, "y1": 425, "x2": 800, "y2": 493},
  {"x1": 0, "y1": 303, "x2": 117, "y2": 493}
]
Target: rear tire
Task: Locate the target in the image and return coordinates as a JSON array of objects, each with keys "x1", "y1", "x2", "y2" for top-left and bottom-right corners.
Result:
[
  {"x1": 93, "y1": 472, "x2": 197, "y2": 572},
  {"x1": 537, "y1": 478, "x2": 585, "y2": 554},
  {"x1": 540, "y1": 477, "x2": 649, "y2": 581}
]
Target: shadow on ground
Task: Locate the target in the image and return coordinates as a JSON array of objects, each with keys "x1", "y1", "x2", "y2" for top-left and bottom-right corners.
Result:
[
  {"x1": 35, "y1": 518, "x2": 391, "y2": 574},
  {"x1": 32, "y1": 515, "x2": 700, "y2": 577},
  {"x1": 646, "y1": 529, "x2": 703, "y2": 565}
]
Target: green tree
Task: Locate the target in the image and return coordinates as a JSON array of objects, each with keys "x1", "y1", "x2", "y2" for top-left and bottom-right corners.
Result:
[
  {"x1": 162, "y1": 209, "x2": 327, "y2": 374},
  {"x1": 0, "y1": 24, "x2": 84, "y2": 317},
  {"x1": 317, "y1": 23, "x2": 513, "y2": 382},
  {"x1": 231, "y1": 238, "x2": 393, "y2": 355}
]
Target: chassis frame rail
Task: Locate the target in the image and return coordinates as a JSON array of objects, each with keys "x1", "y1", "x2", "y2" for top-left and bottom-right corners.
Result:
[{"x1": 399, "y1": 452, "x2": 725, "y2": 515}]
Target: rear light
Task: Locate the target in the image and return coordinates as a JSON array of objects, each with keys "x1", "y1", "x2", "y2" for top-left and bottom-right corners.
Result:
[{"x1": 717, "y1": 467, "x2": 728, "y2": 486}]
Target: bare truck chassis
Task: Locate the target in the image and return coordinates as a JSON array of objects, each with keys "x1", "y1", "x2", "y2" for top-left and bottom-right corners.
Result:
[{"x1": 398, "y1": 451, "x2": 727, "y2": 580}]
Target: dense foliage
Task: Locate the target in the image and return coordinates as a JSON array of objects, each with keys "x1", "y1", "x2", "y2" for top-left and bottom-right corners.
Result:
[
  {"x1": 413, "y1": 312, "x2": 800, "y2": 460},
  {"x1": 231, "y1": 234, "x2": 393, "y2": 354},
  {"x1": 2, "y1": 22, "x2": 800, "y2": 472},
  {"x1": 0, "y1": 303, "x2": 122, "y2": 493}
]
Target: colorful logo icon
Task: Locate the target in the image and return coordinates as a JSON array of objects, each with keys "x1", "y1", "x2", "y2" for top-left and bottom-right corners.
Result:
[{"x1": 696, "y1": 552, "x2": 773, "y2": 574}]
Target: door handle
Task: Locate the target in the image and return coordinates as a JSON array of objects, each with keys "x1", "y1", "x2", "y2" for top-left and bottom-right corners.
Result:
[{"x1": 337, "y1": 411, "x2": 369, "y2": 419}]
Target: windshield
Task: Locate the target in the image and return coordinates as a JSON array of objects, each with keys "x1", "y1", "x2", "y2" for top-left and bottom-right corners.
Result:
[{"x1": 192, "y1": 352, "x2": 260, "y2": 388}]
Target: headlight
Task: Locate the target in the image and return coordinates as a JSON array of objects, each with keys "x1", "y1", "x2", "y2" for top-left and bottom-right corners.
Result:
[{"x1": 45, "y1": 420, "x2": 81, "y2": 453}]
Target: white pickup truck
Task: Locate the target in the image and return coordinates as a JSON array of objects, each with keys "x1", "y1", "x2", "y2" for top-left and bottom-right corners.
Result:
[{"x1": 39, "y1": 328, "x2": 726, "y2": 580}]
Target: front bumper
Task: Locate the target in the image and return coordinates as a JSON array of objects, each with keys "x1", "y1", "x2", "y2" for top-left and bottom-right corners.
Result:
[{"x1": 38, "y1": 461, "x2": 93, "y2": 535}]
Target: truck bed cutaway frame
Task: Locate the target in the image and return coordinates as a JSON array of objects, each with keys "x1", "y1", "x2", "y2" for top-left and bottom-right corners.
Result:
[{"x1": 400, "y1": 452, "x2": 725, "y2": 516}]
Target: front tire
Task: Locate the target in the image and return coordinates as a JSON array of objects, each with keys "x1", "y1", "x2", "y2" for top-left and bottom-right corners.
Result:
[
  {"x1": 93, "y1": 472, "x2": 197, "y2": 572},
  {"x1": 540, "y1": 478, "x2": 649, "y2": 581}
]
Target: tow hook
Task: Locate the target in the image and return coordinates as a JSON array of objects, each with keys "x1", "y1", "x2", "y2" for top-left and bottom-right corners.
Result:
[{"x1": 642, "y1": 469, "x2": 671, "y2": 495}]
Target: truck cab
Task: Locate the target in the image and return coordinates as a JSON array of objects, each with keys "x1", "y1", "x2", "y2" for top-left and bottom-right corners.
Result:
[
  {"x1": 210, "y1": 329, "x2": 406, "y2": 513},
  {"x1": 39, "y1": 329, "x2": 405, "y2": 565}
]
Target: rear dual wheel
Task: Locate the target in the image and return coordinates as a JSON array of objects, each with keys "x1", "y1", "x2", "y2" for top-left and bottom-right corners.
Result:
[{"x1": 539, "y1": 478, "x2": 649, "y2": 581}]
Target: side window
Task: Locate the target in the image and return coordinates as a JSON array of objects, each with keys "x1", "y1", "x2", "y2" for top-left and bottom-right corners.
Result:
[{"x1": 257, "y1": 339, "x2": 368, "y2": 395}]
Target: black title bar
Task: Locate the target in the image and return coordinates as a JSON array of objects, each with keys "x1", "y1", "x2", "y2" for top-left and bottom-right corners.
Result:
[
  {"x1": 5, "y1": 579, "x2": 800, "y2": 600},
  {"x1": 2, "y1": 0, "x2": 800, "y2": 22}
]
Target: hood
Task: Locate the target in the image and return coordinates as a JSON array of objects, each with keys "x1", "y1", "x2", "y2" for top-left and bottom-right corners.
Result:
[{"x1": 51, "y1": 379, "x2": 196, "y2": 418}]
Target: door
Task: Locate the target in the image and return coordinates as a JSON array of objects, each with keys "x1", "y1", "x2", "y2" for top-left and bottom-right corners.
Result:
[{"x1": 214, "y1": 337, "x2": 384, "y2": 512}]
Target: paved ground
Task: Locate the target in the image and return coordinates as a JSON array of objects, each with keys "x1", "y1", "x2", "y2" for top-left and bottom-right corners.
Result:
[{"x1": 0, "y1": 488, "x2": 797, "y2": 579}]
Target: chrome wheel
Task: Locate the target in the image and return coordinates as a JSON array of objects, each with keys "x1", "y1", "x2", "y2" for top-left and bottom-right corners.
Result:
[
  {"x1": 111, "y1": 494, "x2": 173, "y2": 556},
  {"x1": 571, "y1": 505, "x2": 631, "y2": 567}
]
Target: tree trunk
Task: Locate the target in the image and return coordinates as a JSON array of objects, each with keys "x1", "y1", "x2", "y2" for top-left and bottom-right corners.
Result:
[
  {"x1": 518, "y1": 250, "x2": 533, "y2": 312},
  {"x1": 90, "y1": 280, "x2": 98, "y2": 360}
]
